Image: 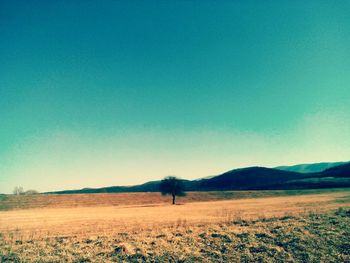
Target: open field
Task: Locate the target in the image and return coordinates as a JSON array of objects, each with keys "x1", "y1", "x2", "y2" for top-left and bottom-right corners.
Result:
[
  {"x1": 1, "y1": 189, "x2": 350, "y2": 262},
  {"x1": 1, "y1": 188, "x2": 349, "y2": 211}
]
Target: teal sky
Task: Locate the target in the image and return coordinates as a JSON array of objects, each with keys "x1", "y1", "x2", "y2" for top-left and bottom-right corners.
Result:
[{"x1": 1, "y1": 1, "x2": 350, "y2": 193}]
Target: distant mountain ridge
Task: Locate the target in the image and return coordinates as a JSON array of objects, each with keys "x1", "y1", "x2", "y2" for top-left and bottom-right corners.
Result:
[
  {"x1": 275, "y1": 161, "x2": 350, "y2": 173},
  {"x1": 48, "y1": 161, "x2": 350, "y2": 194}
]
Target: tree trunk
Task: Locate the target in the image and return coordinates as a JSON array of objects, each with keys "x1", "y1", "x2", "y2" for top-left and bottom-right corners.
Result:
[{"x1": 172, "y1": 194, "x2": 176, "y2": 205}]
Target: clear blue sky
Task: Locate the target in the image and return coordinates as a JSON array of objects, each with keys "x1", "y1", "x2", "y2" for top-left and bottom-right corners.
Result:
[{"x1": 1, "y1": 1, "x2": 350, "y2": 193}]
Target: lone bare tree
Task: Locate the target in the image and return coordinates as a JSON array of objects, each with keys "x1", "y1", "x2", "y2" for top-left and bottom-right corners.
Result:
[
  {"x1": 159, "y1": 176, "x2": 186, "y2": 205},
  {"x1": 13, "y1": 186, "x2": 24, "y2": 195}
]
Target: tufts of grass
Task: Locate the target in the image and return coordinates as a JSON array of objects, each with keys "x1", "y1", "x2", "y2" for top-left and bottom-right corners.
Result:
[{"x1": 1, "y1": 208, "x2": 350, "y2": 262}]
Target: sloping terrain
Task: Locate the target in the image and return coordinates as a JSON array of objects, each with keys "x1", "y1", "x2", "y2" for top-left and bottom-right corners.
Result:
[
  {"x1": 196, "y1": 167, "x2": 306, "y2": 190},
  {"x1": 263, "y1": 163, "x2": 350, "y2": 190}
]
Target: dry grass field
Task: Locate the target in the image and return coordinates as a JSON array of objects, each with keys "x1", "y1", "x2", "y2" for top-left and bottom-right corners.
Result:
[
  {"x1": 1, "y1": 189, "x2": 350, "y2": 262},
  {"x1": 1, "y1": 188, "x2": 348, "y2": 211}
]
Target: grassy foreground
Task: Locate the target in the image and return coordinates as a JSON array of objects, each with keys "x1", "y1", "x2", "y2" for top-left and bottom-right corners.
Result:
[
  {"x1": 1, "y1": 189, "x2": 350, "y2": 262},
  {"x1": 1, "y1": 208, "x2": 350, "y2": 262}
]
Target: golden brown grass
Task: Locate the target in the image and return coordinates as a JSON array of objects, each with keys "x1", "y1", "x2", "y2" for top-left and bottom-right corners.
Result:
[
  {"x1": 1, "y1": 190, "x2": 350, "y2": 262},
  {"x1": 0, "y1": 191, "x2": 349, "y2": 236},
  {"x1": 1, "y1": 188, "x2": 349, "y2": 211}
]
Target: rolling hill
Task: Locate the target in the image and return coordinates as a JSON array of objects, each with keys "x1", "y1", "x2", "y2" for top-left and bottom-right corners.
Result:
[
  {"x1": 275, "y1": 161, "x2": 349, "y2": 173},
  {"x1": 48, "y1": 161, "x2": 350, "y2": 194}
]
